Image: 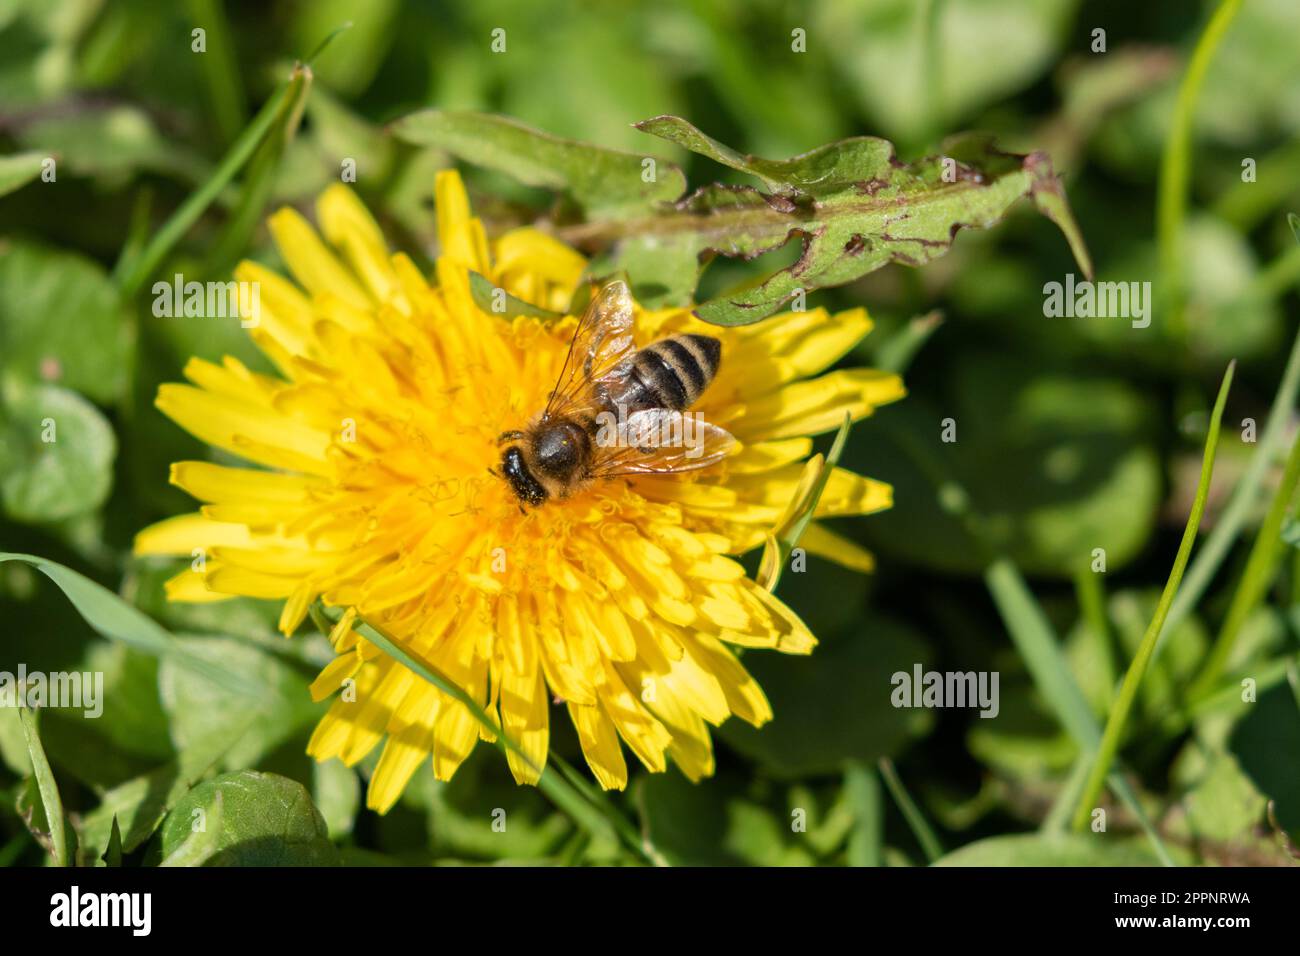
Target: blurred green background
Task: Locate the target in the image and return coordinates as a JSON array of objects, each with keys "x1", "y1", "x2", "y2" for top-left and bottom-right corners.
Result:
[{"x1": 1, "y1": 0, "x2": 1299, "y2": 866}]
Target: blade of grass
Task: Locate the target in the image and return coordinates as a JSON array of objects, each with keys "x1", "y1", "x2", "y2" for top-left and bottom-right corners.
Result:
[
  {"x1": 844, "y1": 760, "x2": 882, "y2": 867},
  {"x1": 1159, "y1": 214, "x2": 1300, "y2": 672},
  {"x1": 303, "y1": 21, "x2": 356, "y2": 64},
  {"x1": 1072, "y1": 361, "x2": 1235, "y2": 831},
  {"x1": 1189, "y1": 429, "x2": 1300, "y2": 698},
  {"x1": 346, "y1": 612, "x2": 648, "y2": 862},
  {"x1": 469, "y1": 270, "x2": 563, "y2": 320},
  {"x1": 1156, "y1": 0, "x2": 1244, "y2": 337},
  {"x1": 878, "y1": 757, "x2": 943, "y2": 863},
  {"x1": 18, "y1": 708, "x2": 67, "y2": 867}
]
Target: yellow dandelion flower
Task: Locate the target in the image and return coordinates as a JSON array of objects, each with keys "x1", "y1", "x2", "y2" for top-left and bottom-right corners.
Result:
[{"x1": 134, "y1": 171, "x2": 905, "y2": 812}]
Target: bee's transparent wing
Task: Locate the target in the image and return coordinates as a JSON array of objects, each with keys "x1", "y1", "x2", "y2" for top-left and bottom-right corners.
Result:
[
  {"x1": 590, "y1": 408, "x2": 737, "y2": 477},
  {"x1": 543, "y1": 279, "x2": 637, "y2": 421}
]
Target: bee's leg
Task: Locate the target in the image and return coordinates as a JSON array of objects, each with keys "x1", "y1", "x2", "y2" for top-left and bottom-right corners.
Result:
[{"x1": 496, "y1": 429, "x2": 525, "y2": 445}]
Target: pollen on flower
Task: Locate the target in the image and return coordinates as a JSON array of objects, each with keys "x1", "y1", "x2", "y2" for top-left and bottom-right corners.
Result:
[{"x1": 133, "y1": 170, "x2": 904, "y2": 813}]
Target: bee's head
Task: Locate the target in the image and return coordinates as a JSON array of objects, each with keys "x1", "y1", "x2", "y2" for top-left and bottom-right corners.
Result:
[{"x1": 500, "y1": 444, "x2": 547, "y2": 507}]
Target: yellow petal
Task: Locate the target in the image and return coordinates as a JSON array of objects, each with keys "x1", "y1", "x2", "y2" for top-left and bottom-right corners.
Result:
[
  {"x1": 686, "y1": 634, "x2": 772, "y2": 727},
  {"x1": 317, "y1": 184, "x2": 399, "y2": 304},
  {"x1": 816, "y1": 468, "x2": 893, "y2": 518},
  {"x1": 170, "y1": 461, "x2": 321, "y2": 505},
  {"x1": 233, "y1": 261, "x2": 321, "y2": 365},
  {"x1": 799, "y1": 521, "x2": 876, "y2": 573},
  {"x1": 267, "y1": 206, "x2": 371, "y2": 308},
  {"x1": 310, "y1": 652, "x2": 360, "y2": 703},
  {"x1": 775, "y1": 307, "x2": 873, "y2": 379},
  {"x1": 735, "y1": 368, "x2": 905, "y2": 440},
  {"x1": 134, "y1": 512, "x2": 253, "y2": 555},
  {"x1": 205, "y1": 565, "x2": 300, "y2": 599},
  {"x1": 499, "y1": 653, "x2": 550, "y2": 786},
  {"x1": 493, "y1": 226, "x2": 586, "y2": 311},
  {"x1": 368, "y1": 722, "x2": 433, "y2": 814},
  {"x1": 597, "y1": 665, "x2": 671, "y2": 773},
  {"x1": 435, "y1": 169, "x2": 491, "y2": 273},
  {"x1": 163, "y1": 567, "x2": 230, "y2": 602},
  {"x1": 155, "y1": 384, "x2": 332, "y2": 475},
  {"x1": 568, "y1": 701, "x2": 627, "y2": 791}
]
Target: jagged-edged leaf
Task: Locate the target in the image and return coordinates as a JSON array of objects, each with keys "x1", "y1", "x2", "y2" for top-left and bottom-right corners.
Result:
[
  {"x1": 392, "y1": 112, "x2": 1090, "y2": 319},
  {"x1": 631, "y1": 120, "x2": 1091, "y2": 324},
  {"x1": 639, "y1": 115, "x2": 905, "y2": 198},
  {"x1": 391, "y1": 110, "x2": 686, "y2": 219}
]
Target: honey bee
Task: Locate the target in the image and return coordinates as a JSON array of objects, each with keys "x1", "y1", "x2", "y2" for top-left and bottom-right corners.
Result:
[{"x1": 497, "y1": 279, "x2": 736, "y2": 507}]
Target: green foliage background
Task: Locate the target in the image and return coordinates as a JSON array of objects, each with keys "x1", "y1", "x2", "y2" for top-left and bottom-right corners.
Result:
[{"x1": 1, "y1": 0, "x2": 1299, "y2": 866}]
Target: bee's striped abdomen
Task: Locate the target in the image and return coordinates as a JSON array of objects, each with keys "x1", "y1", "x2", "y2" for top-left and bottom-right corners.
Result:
[{"x1": 625, "y1": 334, "x2": 721, "y2": 412}]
